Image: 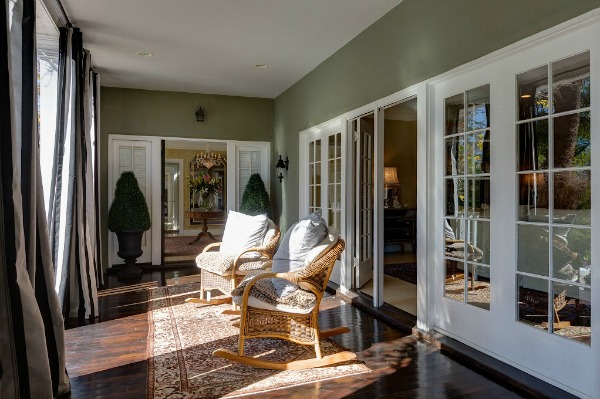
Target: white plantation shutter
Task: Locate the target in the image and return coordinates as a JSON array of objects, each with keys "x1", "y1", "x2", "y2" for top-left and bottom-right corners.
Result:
[
  {"x1": 118, "y1": 145, "x2": 148, "y2": 196},
  {"x1": 238, "y1": 149, "x2": 262, "y2": 200},
  {"x1": 112, "y1": 140, "x2": 153, "y2": 263},
  {"x1": 232, "y1": 143, "x2": 270, "y2": 211}
]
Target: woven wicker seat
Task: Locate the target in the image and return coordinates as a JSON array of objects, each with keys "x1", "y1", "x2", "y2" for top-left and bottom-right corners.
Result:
[
  {"x1": 187, "y1": 219, "x2": 280, "y2": 306},
  {"x1": 214, "y1": 235, "x2": 356, "y2": 370}
]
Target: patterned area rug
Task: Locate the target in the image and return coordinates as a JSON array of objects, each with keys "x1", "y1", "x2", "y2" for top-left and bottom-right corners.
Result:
[
  {"x1": 147, "y1": 283, "x2": 370, "y2": 399},
  {"x1": 164, "y1": 236, "x2": 220, "y2": 257},
  {"x1": 444, "y1": 279, "x2": 490, "y2": 310},
  {"x1": 384, "y1": 263, "x2": 417, "y2": 285}
]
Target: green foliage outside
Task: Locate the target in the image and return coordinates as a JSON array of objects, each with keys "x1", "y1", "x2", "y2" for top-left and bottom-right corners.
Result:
[
  {"x1": 240, "y1": 173, "x2": 270, "y2": 216},
  {"x1": 108, "y1": 171, "x2": 151, "y2": 232}
]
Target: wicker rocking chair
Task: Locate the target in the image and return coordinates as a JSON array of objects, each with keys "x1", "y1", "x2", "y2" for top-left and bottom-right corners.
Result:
[
  {"x1": 186, "y1": 218, "x2": 280, "y2": 306},
  {"x1": 214, "y1": 232, "x2": 355, "y2": 370}
]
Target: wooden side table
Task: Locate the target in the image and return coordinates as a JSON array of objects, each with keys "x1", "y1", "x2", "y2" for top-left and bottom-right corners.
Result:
[{"x1": 184, "y1": 210, "x2": 225, "y2": 244}]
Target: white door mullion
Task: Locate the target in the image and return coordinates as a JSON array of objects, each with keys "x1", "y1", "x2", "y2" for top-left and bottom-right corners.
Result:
[{"x1": 374, "y1": 107, "x2": 384, "y2": 307}]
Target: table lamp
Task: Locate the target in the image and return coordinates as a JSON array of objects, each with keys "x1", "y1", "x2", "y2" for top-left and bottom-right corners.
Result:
[{"x1": 384, "y1": 167, "x2": 400, "y2": 207}]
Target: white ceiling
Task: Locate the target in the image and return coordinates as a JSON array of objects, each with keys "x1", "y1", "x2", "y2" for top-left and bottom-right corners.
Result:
[{"x1": 60, "y1": 0, "x2": 402, "y2": 98}]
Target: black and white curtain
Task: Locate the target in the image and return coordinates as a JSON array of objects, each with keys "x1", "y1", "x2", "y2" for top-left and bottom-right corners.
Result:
[
  {"x1": 0, "y1": 0, "x2": 70, "y2": 397},
  {"x1": 47, "y1": 26, "x2": 100, "y2": 319}
]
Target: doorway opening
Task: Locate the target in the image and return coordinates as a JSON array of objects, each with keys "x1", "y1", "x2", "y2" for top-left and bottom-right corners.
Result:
[
  {"x1": 162, "y1": 139, "x2": 227, "y2": 263},
  {"x1": 356, "y1": 98, "x2": 418, "y2": 316}
]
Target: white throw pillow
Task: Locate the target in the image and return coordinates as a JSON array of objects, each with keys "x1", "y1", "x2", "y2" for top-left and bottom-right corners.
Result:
[
  {"x1": 274, "y1": 210, "x2": 328, "y2": 262},
  {"x1": 303, "y1": 227, "x2": 339, "y2": 266},
  {"x1": 220, "y1": 211, "x2": 268, "y2": 255}
]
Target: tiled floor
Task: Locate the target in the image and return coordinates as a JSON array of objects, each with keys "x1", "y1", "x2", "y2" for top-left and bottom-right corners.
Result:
[{"x1": 359, "y1": 251, "x2": 418, "y2": 314}]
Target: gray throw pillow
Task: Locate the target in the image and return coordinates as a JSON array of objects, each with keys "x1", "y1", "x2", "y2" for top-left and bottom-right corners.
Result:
[
  {"x1": 273, "y1": 210, "x2": 328, "y2": 264},
  {"x1": 272, "y1": 210, "x2": 328, "y2": 296}
]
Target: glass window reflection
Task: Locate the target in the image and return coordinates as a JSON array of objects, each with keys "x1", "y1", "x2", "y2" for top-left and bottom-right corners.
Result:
[
  {"x1": 518, "y1": 65, "x2": 549, "y2": 121},
  {"x1": 466, "y1": 85, "x2": 490, "y2": 131}
]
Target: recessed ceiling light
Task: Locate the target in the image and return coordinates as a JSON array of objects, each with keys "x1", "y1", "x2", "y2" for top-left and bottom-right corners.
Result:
[
  {"x1": 254, "y1": 64, "x2": 268, "y2": 68},
  {"x1": 136, "y1": 51, "x2": 153, "y2": 57},
  {"x1": 520, "y1": 94, "x2": 532, "y2": 98}
]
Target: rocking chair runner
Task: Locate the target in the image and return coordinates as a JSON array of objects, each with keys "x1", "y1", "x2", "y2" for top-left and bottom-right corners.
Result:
[
  {"x1": 187, "y1": 218, "x2": 280, "y2": 306},
  {"x1": 214, "y1": 236, "x2": 356, "y2": 370}
]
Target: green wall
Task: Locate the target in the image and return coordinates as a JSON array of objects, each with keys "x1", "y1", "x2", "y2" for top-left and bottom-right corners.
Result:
[
  {"x1": 273, "y1": 0, "x2": 600, "y2": 232},
  {"x1": 101, "y1": 87, "x2": 273, "y2": 270}
]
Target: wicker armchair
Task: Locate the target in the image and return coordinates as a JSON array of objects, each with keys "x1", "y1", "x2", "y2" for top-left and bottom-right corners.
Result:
[
  {"x1": 187, "y1": 219, "x2": 280, "y2": 306},
  {"x1": 214, "y1": 234, "x2": 356, "y2": 370}
]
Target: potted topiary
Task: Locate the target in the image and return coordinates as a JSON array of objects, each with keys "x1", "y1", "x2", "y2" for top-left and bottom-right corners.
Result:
[
  {"x1": 108, "y1": 171, "x2": 151, "y2": 278},
  {"x1": 240, "y1": 173, "x2": 270, "y2": 216}
]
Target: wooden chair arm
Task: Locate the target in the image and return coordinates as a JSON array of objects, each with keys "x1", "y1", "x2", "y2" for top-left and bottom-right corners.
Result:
[{"x1": 202, "y1": 242, "x2": 222, "y2": 253}]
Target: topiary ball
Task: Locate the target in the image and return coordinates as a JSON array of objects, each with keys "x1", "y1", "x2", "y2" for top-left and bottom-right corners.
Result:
[{"x1": 108, "y1": 171, "x2": 151, "y2": 232}]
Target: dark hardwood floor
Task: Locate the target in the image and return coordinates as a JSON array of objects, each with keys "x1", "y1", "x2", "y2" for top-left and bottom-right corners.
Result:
[{"x1": 64, "y1": 269, "x2": 533, "y2": 398}]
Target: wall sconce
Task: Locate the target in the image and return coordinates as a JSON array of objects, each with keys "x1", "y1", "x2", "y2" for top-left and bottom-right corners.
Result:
[
  {"x1": 195, "y1": 107, "x2": 205, "y2": 122},
  {"x1": 276, "y1": 155, "x2": 289, "y2": 183}
]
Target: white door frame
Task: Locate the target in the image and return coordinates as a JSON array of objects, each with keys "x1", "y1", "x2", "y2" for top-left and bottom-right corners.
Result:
[
  {"x1": 109, "y1": 135, "x2": 270, "y2": 266},
  {"x1": 299, "y1": 83, "x2": 430, "y2": 325},
  {"x1": 165, "y1": 158, "x2": 184, "y2": 231},
  {"x1": 108, "y1": 135, "x2": 162, "y2": 266}
]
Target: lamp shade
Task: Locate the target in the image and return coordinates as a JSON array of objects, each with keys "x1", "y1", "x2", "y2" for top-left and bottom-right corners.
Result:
[{"x1": 384, "y1": 167, "x2": 399, "y2": 185}]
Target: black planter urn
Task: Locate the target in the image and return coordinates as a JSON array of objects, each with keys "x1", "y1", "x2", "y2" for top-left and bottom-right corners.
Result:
[{"x1": 116, "y1": 231, "x2": 144, "y2": 278}]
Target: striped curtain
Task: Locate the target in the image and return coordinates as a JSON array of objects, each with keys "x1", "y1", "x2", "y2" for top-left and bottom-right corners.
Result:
[
  {"x1": 0, "y1": 0, "x2": 70, "y2": 397},
  {"x1": 47, "y1": 26, "x2": 99, "y2": 319}
]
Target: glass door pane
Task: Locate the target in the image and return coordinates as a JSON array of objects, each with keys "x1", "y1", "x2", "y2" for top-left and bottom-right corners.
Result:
[
  {"x1": 443, "y1": 85, "x2": 492, "y2": 310},
  {"x1": 327, "y1": 133, "x2": 342, "y2": 230},
  {"x1": 355, "y1": 115, "x2": 375, "y2": 289},
  {"x1": 308, "y1": 139, "x2": 322, "y2": 213},
  {"x1": 515, "y1": 52, "x2": 592, "y2": 345}
]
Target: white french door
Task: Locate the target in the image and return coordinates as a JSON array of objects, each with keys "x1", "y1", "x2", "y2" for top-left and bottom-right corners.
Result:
[
  {"x1": 432, "y1": 20, "x2": 598, "y2": 399},
  {"x1": 353, "y1": 116, "x2": 375, "y2": 289},
  {"x1": 300, "y1": 121, "x2": 346, "y2": 285}
]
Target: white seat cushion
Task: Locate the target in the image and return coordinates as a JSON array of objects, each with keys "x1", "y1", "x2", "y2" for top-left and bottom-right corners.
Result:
[
  {"x1": 231, "y1": 272, "x2": 317, "y2": 314},
  {"x1": 195, "y1": 252, "x2": 236, "y2": 275},
  {"x1": 220, "y1": 211, "x2": 268, "y2": 256}
]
